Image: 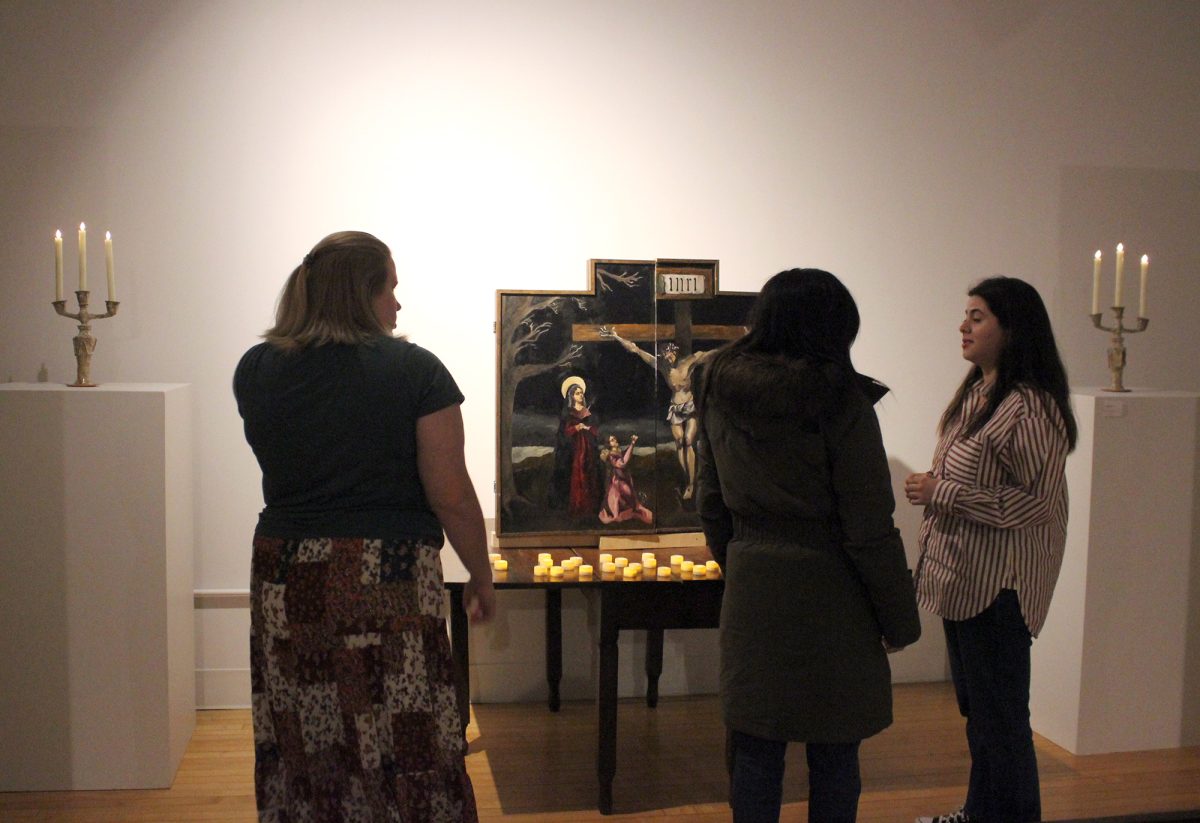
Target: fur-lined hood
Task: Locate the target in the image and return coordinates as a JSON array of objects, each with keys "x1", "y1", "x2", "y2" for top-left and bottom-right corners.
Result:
[{"x1": 700, "y1": 351, "x2": 885, "y2": 421}]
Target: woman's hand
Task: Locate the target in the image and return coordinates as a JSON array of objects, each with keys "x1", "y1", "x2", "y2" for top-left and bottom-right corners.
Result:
[
  {"x1": 464, "y1": 577, "x2": 497, "y2": 624},
  {"x1": 904, "y1": 471, "x2": 938, "y2": 506}
]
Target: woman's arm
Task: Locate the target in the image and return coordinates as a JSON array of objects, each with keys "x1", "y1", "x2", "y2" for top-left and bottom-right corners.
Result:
[
  {"x1": 828, "y1": 399, "x2": 921, "y2": 648},
  {"x1": 694, "y1": 417, "x2": 733, "y2": 565},
  {"x1": 416, "y1": 404, "x2": 496, "y2": 623},
  {"x1": 929, "y1": 414, "x2": 1068, "y2": 529},
  {"x1": 599, "y1": 326, "x2": 657, "y2": 368}
]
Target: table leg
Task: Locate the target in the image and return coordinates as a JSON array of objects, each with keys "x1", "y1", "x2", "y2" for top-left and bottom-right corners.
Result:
[
  {"x1": 448, "y1": 587, "x2": 470, "y2": 738},
  {"x1": 645, "y1": 628, "x2": 664, "y2": 708},
  {"x1": 545, "y1": 588, "x2": 562, "y2": 712},
  {"x1": 598, "y1": 593, "x2": 618, "y2": 815}
]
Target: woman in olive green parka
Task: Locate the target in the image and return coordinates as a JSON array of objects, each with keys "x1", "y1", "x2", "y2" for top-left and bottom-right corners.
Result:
[{"x1": 695, "y1": 268, "x2": 921, "y2": 823}]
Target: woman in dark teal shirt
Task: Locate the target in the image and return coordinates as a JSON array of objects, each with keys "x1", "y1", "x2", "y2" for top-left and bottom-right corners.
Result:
[{"x1": 235, "y1": 231, "x2": 494, "y2": 823}]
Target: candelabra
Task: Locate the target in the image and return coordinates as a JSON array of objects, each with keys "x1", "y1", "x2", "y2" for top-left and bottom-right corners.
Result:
[
  {"x1": 1090, "y1": 306, "x2": 1147, "y2": 393},
  {"x1": 52, "y1": 290, "x2": 119, "y2": 387}
]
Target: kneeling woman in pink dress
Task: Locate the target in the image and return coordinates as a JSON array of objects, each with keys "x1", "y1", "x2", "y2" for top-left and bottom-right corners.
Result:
[{"x1": 598, "y1": 433, "x2": 654, "y2": 524}]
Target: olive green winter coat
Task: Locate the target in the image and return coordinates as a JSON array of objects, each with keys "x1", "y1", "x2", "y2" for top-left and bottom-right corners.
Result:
[{"x1": 695, "y1": 352, "x2": 921, "y2": 743}]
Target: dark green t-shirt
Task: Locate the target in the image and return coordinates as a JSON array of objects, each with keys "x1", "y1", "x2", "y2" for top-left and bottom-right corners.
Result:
[{"x1": 233, "y1": 338, "x2": 464, "y2": 541}]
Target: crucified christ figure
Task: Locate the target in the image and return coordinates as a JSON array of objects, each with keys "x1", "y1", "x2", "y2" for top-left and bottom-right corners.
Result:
[{"x1": 598, "y1": 326, "x2": 716, "y2": 501}]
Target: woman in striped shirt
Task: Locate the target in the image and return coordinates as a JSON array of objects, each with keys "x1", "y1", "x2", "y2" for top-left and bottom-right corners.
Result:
[{"x1": 905, "y1": 276, "x2": 1077, "y2": 823}]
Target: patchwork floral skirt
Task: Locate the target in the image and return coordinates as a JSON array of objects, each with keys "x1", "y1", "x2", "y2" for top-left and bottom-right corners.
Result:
[{"x1": 250, "y1": 535, "x2": 478, "y2": 823}]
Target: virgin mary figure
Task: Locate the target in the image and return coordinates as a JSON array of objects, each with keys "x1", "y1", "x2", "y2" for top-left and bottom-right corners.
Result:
[{"x1": 548, "y1": 375, "x2": 604, "y2": 520}]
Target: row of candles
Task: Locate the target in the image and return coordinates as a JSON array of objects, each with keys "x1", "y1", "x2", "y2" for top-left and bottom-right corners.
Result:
[
  {"x1": 488, "y1": 551, "x2": 721, "y2": 579},
  {"x1": 1092, "y1": 243, "x2": 1147, "y2": 317},
  {"x1": 53, "y1": 223, "x2": 116, "y2": 301}
]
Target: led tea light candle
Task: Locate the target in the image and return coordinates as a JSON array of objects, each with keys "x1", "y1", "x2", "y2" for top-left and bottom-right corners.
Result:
[
  {"x1": 706, "y1": 560, "x2": 720, "y2": 572},
  {"x1": 549, "y1": 566, "x2": 564, "y2": 579},
  {"x1": 599, "y1": 553, "x2": 613, "y2": 565},
  {"x1": 534, "y1": 565, "x2": 548, "y2": 577},
  {"x1": 614, "y1": 557, "x2": 629, "y2": 568},
  {"x1": 622, "y1": 565, "x2": 639, "y2": 579},
  {"x1": 579, "y1": 564, "x2": 594, "y2": 577},
  {"x1": 493, "y1": 559, "x2": 509, "y2": 571},
  {"x1": 692, "y1": 566, "x2": 707, "y2": 577},
  {"x1": 644, "y1": 557, "x2": 657, "y2": 569},
  {"x1": 538, "y1": 552, "x2": 552, "y2": 563},
  {"x1": 680, "y1": 560, "x2": 694, "y2": 573},
  {"x1": 642, "y1": 552, "x2": 656, "y2": 563},
  {"x1": 539, "y1": 557, "x2": 553, "y2": 568},
  {"x1": 569, "y1": 555, "x2": 584, "y2": 568},
  {"x1": 602, "y1": 561, "x2": 617, "y2": 574},
  {"x1": 670, "y1": 554, "x2": 684, "y2": 566},
  {"x1": 657, "y1": 566, "x2": 672, "y2": 578}
]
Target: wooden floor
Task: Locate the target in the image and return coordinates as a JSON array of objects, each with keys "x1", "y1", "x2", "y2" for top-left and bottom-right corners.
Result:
[{"x1": 2, "y1": 682, "x2": 1198, "y2": 822}]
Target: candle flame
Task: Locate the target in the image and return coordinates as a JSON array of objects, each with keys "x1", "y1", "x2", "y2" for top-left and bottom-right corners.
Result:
[
  {"x1": 80, "y1": 222, "x2": 86, "y2": 232},
  {"x1": 1141, "y1": 254, "x2": 1148, "y2": 263},
  {"x1": 105, "y1": 231, "x2": 112, "y2": 240},
  {"x1": 1094, "y1": 250, "x2": 1101, "y2": 260},
  {"x1": 55, "y1": 229, "x2": 62, "y2": 240},
  {"x1": 1117, "y1": 242, "x2": 1123, "y2": 252}
]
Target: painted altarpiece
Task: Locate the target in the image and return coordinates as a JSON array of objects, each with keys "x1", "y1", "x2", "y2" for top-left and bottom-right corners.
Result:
[{"x1": 495, "y1": 259, "x2": 755, "y2": 545}]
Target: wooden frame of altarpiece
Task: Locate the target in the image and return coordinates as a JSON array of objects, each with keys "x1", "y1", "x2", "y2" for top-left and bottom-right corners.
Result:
[{"x1": 494, "y1": 259, "x2": 755, "y2": 547}]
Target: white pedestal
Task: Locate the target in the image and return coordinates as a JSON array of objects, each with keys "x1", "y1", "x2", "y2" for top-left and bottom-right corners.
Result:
[
  {"x1": 1030, "y1": 389, "x2": 1199, "y2": 755},
  {"x1": 0, "y1": 383, "x2": 195, "y2": 790}
]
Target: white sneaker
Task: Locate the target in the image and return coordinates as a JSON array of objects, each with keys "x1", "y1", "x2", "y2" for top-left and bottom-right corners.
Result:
[{"x1": 915, "y1": 810, "x2": 977, "y2": 823}]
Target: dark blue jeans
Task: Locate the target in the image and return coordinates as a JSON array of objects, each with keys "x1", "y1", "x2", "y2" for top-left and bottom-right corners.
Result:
[
  {"x1": 730, "y1": 730, "x2": 861, "y2": 822},
  {"x1": 944, "y1": 588, "x2": 1041, "y2": 822}
]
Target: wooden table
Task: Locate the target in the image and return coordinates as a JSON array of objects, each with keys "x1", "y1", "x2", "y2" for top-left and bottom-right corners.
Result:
[{"x1": 444, "y1": 546, "x2": 724, "y2": 814}]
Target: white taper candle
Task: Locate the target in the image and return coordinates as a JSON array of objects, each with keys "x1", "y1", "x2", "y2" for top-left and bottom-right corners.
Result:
[
  {"x1": 78, "y1": 223, "x2": 87, "y2": 291},
  {"x1": 1113, "y1": 243, "x2": 1125, "y2": 308},
  {"x1": 1138, "y1": 254, "x2": 1149, "y2": 318},
  {"x1": 54, "y1": 230, "x2": 64, "y2": 301}
]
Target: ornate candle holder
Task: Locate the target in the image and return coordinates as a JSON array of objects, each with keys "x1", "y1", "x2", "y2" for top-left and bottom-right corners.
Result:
[
  {"x1": 1090, "y1": 306, "x2": 1148, "y2": 393},
  {"x1": 52, "y1": 290, "x2": 119, "y2": 387}
]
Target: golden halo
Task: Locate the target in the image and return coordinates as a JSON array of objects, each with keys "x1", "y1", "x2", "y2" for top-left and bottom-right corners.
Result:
[{"x1": 560, "y1": 375, "x2": 586, "y2": 398}]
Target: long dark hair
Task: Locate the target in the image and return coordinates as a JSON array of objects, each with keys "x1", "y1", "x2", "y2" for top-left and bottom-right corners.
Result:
[
  {"x1": 939, "y1": 276, "x2": 1077, "y2": 451},
  {"x1": 700, "y1": 268, "x2": 877, "y2": 409}
]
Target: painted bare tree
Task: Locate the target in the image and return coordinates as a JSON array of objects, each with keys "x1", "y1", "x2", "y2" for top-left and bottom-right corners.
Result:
[{"x1": 497, "y1": 266, "x2": 643, "y2": 516}]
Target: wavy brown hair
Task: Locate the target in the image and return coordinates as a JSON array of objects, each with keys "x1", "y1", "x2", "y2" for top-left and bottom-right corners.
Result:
[{"x1": 264, "y1": 230, "x2": 394, "y2": 351}]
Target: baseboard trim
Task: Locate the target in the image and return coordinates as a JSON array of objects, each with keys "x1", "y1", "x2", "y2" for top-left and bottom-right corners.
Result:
[{"x1": 196, "y1": 667, "x2": 250, "y2": 709}]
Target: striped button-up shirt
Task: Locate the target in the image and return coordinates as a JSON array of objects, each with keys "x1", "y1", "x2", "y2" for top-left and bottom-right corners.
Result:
[{"x1": 914, "y1": 382, "x2": 1069, "y2": 636}]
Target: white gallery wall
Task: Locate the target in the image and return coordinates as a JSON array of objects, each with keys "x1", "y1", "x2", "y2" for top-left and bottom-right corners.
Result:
[{"x1": 3, "y1": 0, "x2": 1199, "y2": 705}]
